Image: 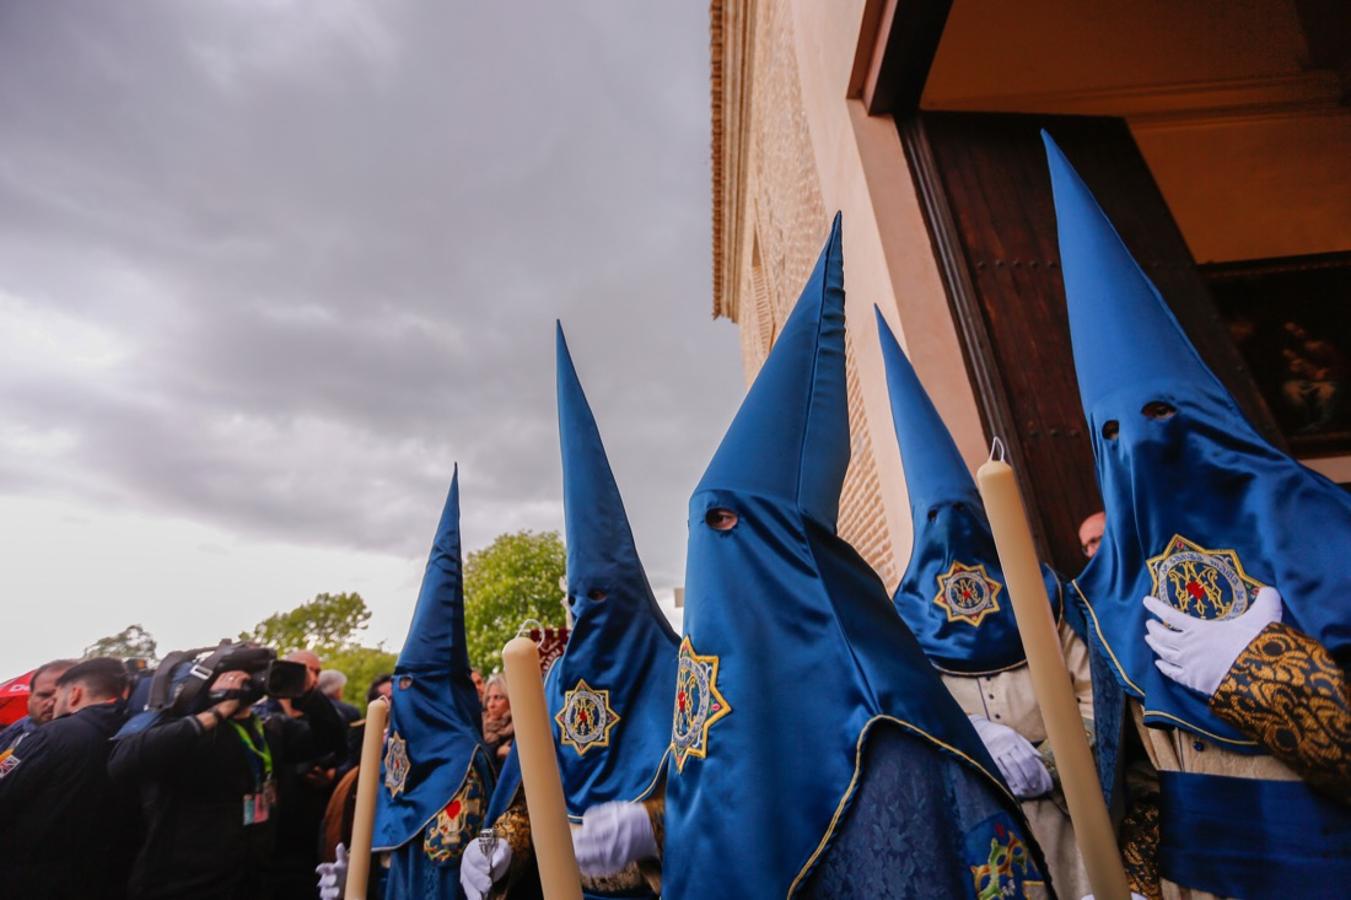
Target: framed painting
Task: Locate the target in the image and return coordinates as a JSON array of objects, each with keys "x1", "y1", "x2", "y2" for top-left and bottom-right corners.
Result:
[{"x1": 1204, "y1": 252, "x2": 1351, "y2": 457}]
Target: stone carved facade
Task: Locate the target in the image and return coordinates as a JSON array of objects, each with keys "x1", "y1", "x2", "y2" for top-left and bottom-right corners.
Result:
[{"x1": 712, "y1": 0, "x2": 898, "y2": 587}]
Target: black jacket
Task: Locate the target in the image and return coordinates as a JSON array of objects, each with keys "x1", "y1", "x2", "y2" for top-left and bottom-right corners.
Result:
[
  {"x1": 257, "y1": 697, "x2": 357, "y2": 896},
  {"x1": 0, "y1": 702, "x2": 134, "y2": 899},
  {"x1": 107, "y1": 691, "x2": 345, "y2": 900},
  {"x1": 335, "y1": 699, "x2": 364, "y2": 776}
]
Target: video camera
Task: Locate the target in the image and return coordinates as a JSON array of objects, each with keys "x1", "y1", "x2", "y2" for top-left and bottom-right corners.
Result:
[{"x1": 147, "y1": 640, "x2": 309, "y2": 717}]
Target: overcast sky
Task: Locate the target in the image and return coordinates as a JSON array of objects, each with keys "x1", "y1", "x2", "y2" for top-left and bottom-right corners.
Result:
[{"x1": 0, "y1": 2, "x2": 742, "y2": 671}]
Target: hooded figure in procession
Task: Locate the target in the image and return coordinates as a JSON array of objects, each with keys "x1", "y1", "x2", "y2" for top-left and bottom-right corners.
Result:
[
  {"x1": 875, "y1": 307, "x2": 1095, "y2": 897},
  {"x1": 461, "y1": 324, "x2": 679, "y2": 900},
  {"x1": 662, "y1": 214, "x2": 1054, "y2": 899},
  {"x1": 1044, "y1": 132, "x2": 1351, "y2": 900},
  {"x1": 319, "y1": 468, "x2": 497, "y2": 899}
]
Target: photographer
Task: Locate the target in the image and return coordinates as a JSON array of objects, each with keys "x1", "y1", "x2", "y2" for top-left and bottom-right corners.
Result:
[{"x1": 108, "y1": 654, "x2": 345, "y2": 899}]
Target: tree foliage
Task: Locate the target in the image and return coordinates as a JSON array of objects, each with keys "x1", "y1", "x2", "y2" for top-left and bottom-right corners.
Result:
[
  {"x1": 241, "y1": 592, "x2": 395, "y2": 703},
  {"x1": 324, "y1": 645, "x2": 397, "y2": 704},
  {"x1": 241, "y1": 591, "x2": 371, "y2": 654},
  {"x1": 464, "y1": 530, "x2": 567, "y2": 672},
  {"x1": 84, "y1": 624, "x2": 158, "y2": 661}
]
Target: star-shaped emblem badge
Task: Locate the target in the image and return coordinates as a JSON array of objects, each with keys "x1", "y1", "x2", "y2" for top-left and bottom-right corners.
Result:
[
  {"x1": 934, "y1": 561, "x2": 1003, "y2": 627},
  {"x1": 554, "y1": 678, "x2": 621, "y2": 756},
  {"x1": 671, "y1": 636, "x2": 732, "y2": 773},
  {"x1": 383, "y1": 730, "x2": 410, "y2": 797}
]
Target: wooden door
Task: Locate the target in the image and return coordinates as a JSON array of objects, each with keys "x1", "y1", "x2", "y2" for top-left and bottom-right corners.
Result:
[{"x1": 900, "y1": 112, "x2": 1280, "y2": 572}]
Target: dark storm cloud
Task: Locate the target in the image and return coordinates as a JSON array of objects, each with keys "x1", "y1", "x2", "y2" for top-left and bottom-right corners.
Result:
[{"x1": 0, "y1": 1, "x2": 742, "y2": 586}]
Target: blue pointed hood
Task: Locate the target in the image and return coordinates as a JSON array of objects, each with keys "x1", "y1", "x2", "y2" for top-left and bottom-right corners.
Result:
[
  {"x1": 556, "y1": 322, "x2": 655, "y2": 621},
  {"x1": 665, "y1": 215, "x2": 1046, "y2": 898},
  {"x1": 876, "y1": 308, "x2": 1063, "y2": 674},
  {"x1": 1046, "y1": 132, "x2": 1351, "y2": 749},
  {"x1": 1045, "y1": 133, "x2": 1223, "y2": 414},
  {"x1": 876, "y1": 308, "x2": 981, "y2": 514},
  {"x1": 486, "y1": 327, "x2": 678, "y2": 826},
  {"x1": 694, "y1": 214, "x2": 850, "y2": 531},
  {"x1": 375, "y1": 468, "x2": 494, "y2": 851}
]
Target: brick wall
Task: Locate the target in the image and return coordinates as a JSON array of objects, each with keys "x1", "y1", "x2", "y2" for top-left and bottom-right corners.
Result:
[{"x1": 717, "y1": 0, "x2": 897, "y2": 588}]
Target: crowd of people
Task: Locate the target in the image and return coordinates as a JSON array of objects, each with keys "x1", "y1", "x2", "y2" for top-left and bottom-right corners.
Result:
[{"x1": 0, "y1": 645, "x2": 517, "y2": 899}]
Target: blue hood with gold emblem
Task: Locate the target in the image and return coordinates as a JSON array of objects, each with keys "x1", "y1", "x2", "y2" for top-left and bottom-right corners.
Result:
[
  {"x1": 1046, "y1": 131, "x2": 1351, "y2": 749},
  {"x1": 664, "y1": 215, "x2": 1040, "y2": 898},
  {"x1": 547, "y1": 323, "x2": 679, "y2": 816},
  {"x1": 374, "y1": 468, "x2": 494, "y2": 851},
  {"x1": 876, "y1": 307, "x2": 1062, "y2": 675},
  {"x1": 486, "y1": 326, "x2": 678, "y2": 825}
]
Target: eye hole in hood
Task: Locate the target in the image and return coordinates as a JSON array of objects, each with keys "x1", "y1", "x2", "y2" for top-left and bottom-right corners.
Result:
[
  {"x1": 705, "y1": 507, "x2": 739, "y2": 532},
  {"x1": 1142, "y1": 400, "x2": 1177, "y2": 421},
  {"x1": 926, "y1": 500, "x2": 972, "y2": 523}
]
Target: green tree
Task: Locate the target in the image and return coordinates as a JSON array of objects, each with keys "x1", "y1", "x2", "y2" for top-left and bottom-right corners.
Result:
[
  {"x1": 464, "y1": 530, "x2": 567, "y2": 672},
  {"x1": 325, "y1": 645, "x2": 398, "y2": 704},
  {"x1": 242, "y1": 592, "x2": 396, "y2": 703},
  {"x1": 241, "y1": 591, "x2": 371, "y2": 654},
  {"x1": 84, "y1": 624, "x2": 158, "y2": 661}
]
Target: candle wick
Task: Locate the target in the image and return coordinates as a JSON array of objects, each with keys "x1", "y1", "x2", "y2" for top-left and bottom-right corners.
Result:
[{"x1": 988, "y1": 436, "x2": 1007, "y2": 463}]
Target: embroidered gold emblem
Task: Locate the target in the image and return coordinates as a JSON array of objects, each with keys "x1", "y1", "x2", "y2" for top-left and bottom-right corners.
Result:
[
  {"x1": 383, "y1": 731, "x2": 410, "y2": 797},
  {"x1": 422, "y1": 765, "x2": 486, "y2": 863},
  {"x1": 671, "y1": 636, "x2": 731, "y2": 773},
  {"x1": 970, "y1": 823, "x2": 1034, "y2": 900},
  {"x1": 1147, "y1": 534, "x2": 1263, "y2": 620},
  {"x1": 934, "y1": 561, "x2": 1003, "y2": 627},
  {"x1": 554, "y1": 678, "x2": 621, "y2": 756}
]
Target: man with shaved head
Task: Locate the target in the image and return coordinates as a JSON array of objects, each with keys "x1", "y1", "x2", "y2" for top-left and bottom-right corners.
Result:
[
  {"x1": 285, "y1": 650, "x2": 323, "y2": 697},
  {"x1": 1078, "y1": 510, "x2": 1106, "y2": 560}
]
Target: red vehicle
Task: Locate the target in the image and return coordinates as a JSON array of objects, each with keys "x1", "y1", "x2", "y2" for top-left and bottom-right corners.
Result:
[{"x1": 0, "y1": 671, "x2": 34, "y2": 725}]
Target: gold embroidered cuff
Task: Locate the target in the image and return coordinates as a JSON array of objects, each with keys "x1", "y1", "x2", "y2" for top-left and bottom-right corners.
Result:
[
  {"x1": 1210, "y1": 621, "x2": 1351, "y2": 802},
  {"x1": 491, "y1": 799, "x2": 534, "y2": 895},
  {"x1": 580, "y1": 864, "x2": 648, "y2": 893}
]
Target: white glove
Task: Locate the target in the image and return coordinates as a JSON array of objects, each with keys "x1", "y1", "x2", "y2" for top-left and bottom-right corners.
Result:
[
  {"x1": 1143, "y1": 586, "x2": 1282, "y2": 697},
  {"x1": 460, "y1": 834, "x2": 511, "y2": 900},
  {"x1": 572, "y1": 801, "x2": 658, "y2": 877},
  {"x1": 969, "y1": 715, "x2": 1053, "y2": 799},
  {"x1": 315, "y1": 843, "x2": 348, "y2": 900}
]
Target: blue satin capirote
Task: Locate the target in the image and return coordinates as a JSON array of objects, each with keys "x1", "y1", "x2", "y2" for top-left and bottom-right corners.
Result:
[
  {"x1": 1157, "y1": 771, "x2": 1351, "y2": 898},
  {"x1": 485, "y1": 327, "x2": 678, "y2": 831},
  {"x1": 663, "y1": 214, "x2": 1048, "y2": 899},
  {"x1": 876, "y1": 308, "x2": 1063, "y2": 675},
  {"x1": 374, "y1": 468, "x2": 495, "y2": 867},
  {"x1": 1045, "y1": 132, "x2": 1351, "y2": 749}
]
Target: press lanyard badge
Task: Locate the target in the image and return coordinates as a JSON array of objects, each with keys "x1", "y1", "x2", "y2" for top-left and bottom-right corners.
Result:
[{"x1": 230, "y1": 718, "x2": 275, "y2": 826}]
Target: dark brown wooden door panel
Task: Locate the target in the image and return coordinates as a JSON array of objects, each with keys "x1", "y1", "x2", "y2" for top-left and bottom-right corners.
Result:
[{"x1": 900, "y1": 111, "x2": 1279, "y2": 572}]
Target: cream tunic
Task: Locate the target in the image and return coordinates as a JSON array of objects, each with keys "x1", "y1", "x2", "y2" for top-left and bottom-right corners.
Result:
[{"x1": 941, "y1": 620, "x2": 1095, "y2": 899}]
